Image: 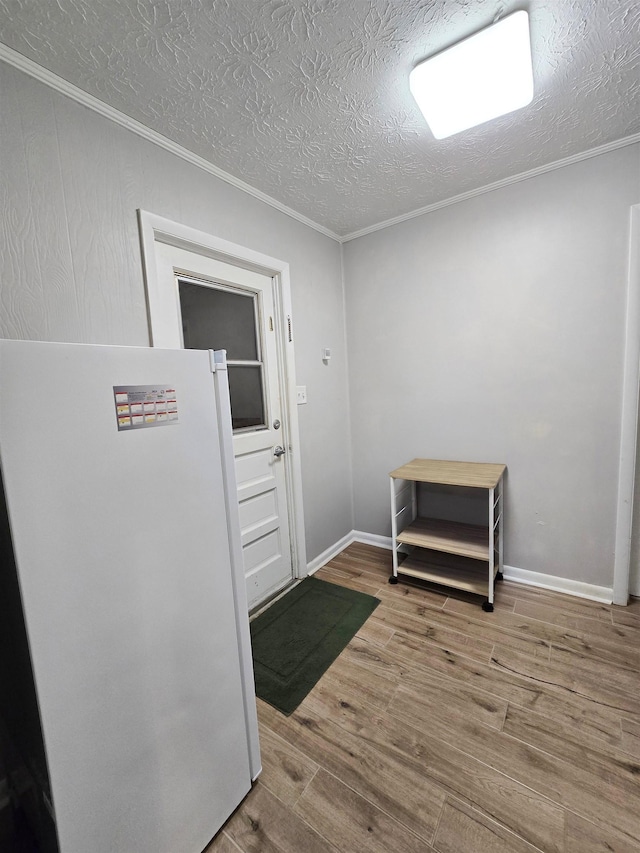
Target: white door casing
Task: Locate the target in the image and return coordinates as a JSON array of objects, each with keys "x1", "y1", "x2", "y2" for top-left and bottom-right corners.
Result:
[
  {"x1": 616, "y1": 204, "x2": 640, "y2": 601},
  {"x1": 138, "y1": 211, "x2": 306, "y2": 608}
]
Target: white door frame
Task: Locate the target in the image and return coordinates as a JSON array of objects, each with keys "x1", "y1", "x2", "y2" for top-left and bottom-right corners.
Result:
[
  {"x1": 137, "y1": 209, "x2": 307, "y2": 584},
  {"x1": 614, "y1": 204, "x2": 640, "y2": 604}
]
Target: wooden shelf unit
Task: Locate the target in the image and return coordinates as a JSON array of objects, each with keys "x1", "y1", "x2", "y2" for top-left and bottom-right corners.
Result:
[{"x1": 389, "y1": 459, "x2": 506, "y2": 610}]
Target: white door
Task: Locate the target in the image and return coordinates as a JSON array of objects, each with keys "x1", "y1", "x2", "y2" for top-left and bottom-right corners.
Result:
[{"x1": 156, "y1": 242, "x2": 294, "y2": 609}]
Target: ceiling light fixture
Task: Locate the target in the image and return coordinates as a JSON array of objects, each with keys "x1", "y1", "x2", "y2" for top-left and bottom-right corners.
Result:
[{"x1": 409, "y1": 10, "x2": 534, "y2": 140}]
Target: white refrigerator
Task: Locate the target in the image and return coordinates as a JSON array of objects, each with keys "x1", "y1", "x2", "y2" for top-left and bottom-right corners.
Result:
[{"x1": 0, "y1": 339, "x2": 260, "y2": 853}]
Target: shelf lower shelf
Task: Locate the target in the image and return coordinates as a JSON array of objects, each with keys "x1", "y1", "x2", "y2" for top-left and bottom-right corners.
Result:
[
  {"x1": 390, "y1": 461, "x2": 505, "y2": 608},
  {"x1": 397, "y1": 553, "x2": 499, "y2": 597},
  {"x1": 396, "y1": 516, "x2": 490, "y2": 561}
]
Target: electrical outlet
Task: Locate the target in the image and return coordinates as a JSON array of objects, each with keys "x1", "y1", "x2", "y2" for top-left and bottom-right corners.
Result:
[{"x1": 296, "y1": 386, "x2": 307, "y2": 404}]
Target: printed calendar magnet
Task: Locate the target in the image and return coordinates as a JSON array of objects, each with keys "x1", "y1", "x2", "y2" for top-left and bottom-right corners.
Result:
[{"x1": 113, "y1": 386, "x2": 178, "y2": 431}]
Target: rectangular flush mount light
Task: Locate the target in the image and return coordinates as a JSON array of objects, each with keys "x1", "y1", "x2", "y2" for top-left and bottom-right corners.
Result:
[{"x1": 409, "y1": 11, "x2": 533, "y2": 139}]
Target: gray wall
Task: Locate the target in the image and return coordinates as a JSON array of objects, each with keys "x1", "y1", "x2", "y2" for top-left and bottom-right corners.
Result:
[
  {"x1": 343, "y1": 145, "x2": 640, "y2": 588},
  {"x1": 0, "y1": 61, "x2": 353, "y2": 565},
  {"x1": 4, "y1": 57, "x2": 640, "y2": 591}
]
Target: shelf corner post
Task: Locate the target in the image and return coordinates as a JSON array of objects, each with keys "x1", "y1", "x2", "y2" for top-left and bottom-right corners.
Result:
[
  {"x1": 488, "y1": 486, "x2": 495, "y2": 605},
  {"x1": 390, "y1": 476, "x2": 399, "y2": 579}
]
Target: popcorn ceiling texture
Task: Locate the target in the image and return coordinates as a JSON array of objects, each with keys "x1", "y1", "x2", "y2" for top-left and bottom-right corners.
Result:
[{"x1": 0, "y1": 0, "x2": 638, "y2": 236}]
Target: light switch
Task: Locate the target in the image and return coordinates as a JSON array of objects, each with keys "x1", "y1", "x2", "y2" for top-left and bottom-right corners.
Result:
[{"x1": 296, "y1": 386, "x2": 307, "y2": 405}]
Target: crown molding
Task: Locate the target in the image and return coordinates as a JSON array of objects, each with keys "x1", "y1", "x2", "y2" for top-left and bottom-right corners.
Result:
[
  {"x1": 342, "y1": 132, "x2": 640, "y2": 242},
  {"x1": 0, "y1": 43, "x2": 341, "y2": 243},
  {"x1": 2, "y1": 42, "x2": 638, "y2": 246}
]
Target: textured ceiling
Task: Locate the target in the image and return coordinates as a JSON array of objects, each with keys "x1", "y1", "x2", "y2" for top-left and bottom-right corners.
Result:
[{"x1": 1, "y1": 0, "x2": 639, "y2": 237}]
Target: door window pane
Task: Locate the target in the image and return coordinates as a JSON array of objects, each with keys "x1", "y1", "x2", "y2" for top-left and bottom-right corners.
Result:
[
  {"x1": 228, "y1": 366, "x2": 265, "y2": 430},
  {"x1": 179, "y1": 280, "x2": 258, "y2": 361},
  {"x1": 178, "y1": 277, "x2": 267, "y2": 431}
]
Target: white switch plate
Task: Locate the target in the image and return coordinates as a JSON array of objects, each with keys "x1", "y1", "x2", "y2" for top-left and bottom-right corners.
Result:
[{"x1": 296, "y1": 386, "x2": 307, "y2": 404}]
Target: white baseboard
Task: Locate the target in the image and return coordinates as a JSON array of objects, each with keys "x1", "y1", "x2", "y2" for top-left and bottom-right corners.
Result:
[
  {"x1": 307, "y1": 530, "x2": 393, "y2": 575},
  {"x1": 306, "y1": 532, "x2": 355, "y2": 575},
  {"x1": 351, "y1": 530, "x2": 393, "y2": 550},
  {"x1": 307, "y1": 529, "x2": 614, "y2": 604},
  {"x1": 503, "y1": 564, "x2": 613, "y2": 604}
]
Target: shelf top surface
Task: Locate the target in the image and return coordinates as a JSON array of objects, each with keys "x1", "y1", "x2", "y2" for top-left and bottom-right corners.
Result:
[{"x1": 390, "y1": 458, "x2": 506, "y2": 488}]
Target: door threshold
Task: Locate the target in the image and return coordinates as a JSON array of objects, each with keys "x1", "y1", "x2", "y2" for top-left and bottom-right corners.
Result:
[{"x1": 249, "y1": 578, "x2": 301, "y2": 621}]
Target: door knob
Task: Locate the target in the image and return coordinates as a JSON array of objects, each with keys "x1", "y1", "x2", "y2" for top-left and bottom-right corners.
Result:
[{"x1": 273, "y1": 445, "x2": 286, "y2": 458}]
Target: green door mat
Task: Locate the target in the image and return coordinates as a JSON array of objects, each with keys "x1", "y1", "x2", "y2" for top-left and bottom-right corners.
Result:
[{"x1": 250, "y1": 576, "x2": 380, "y2": 715}]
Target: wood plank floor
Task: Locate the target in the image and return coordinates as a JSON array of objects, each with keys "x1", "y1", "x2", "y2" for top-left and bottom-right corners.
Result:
[{"x1": 206, "y1": 542, "x2": 640, "y2": 853}]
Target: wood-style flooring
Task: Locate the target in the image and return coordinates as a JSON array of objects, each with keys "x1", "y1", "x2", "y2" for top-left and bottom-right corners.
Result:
[{"x1": 206, "y1": 542, "x2": 640, "y2": 853}]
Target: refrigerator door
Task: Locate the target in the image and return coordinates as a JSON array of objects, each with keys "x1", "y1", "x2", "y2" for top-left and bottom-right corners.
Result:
[{"x1": 0, "y1": 340, "x2": 253, "y2": 853}]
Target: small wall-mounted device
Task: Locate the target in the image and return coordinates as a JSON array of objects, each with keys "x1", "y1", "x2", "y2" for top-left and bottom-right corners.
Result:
[{"x1": 322, "y1": 348, "x2": 331, "y2": 363}]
